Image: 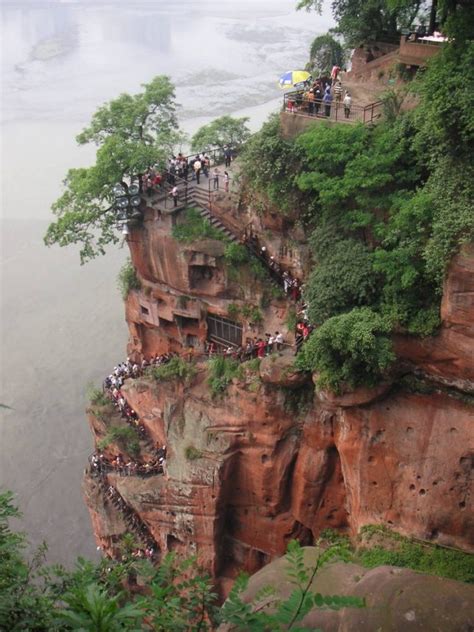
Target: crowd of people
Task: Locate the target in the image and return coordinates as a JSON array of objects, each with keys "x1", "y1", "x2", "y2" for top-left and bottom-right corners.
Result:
[
  {"x1": 89, "y1": 449, "x2": 166, "y2": 478},
  {"x1": 286, "y1": 66, "x2": 352, "y2": 120},
  {"x1": 139, "y1": 147, "x2": 234, "y2": 204},
  {"x1": 102, "y1": 482, "x2": 158, "y2": 560}
]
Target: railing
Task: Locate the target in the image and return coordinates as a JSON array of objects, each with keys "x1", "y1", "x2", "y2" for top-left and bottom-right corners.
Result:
[{"x1": 283, "y1": 91, "x2": 383, "y2": 125}]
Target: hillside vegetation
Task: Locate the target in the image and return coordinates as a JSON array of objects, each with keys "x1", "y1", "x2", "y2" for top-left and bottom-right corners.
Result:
[{"x1": 241, "y1": 17, "x2": 474, "y2": 390}]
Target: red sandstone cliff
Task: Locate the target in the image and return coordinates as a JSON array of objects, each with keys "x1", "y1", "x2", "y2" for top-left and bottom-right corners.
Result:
[{"x1": 82, "y1": 182, "x2": 473, "y2": 590}]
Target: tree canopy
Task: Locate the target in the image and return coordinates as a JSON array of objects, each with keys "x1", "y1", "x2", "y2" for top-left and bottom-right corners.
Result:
[
  {"x1": 296, "y1": 0, "x2": 470, "y2": 46},
  {"x1": 240, "y1": 8, "x2": 474, "y2": 389},
  {"x1": 307, "y1": 33, "x2": 346, "y2": 75},
  {"x1": 190, "y1": 115, "x2": 251, "y2": 152},
  {"x1": 44, "y1": 76, "x2": 180, "y2": 263}
]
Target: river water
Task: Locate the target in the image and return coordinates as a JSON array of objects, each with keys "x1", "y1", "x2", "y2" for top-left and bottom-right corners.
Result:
[{"x1": 0, "y1": 0, "x2": 332, "y2": 565}]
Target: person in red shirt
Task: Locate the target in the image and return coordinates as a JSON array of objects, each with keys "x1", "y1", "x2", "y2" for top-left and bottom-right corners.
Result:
[{"x1": 257, "y1": 339, "x2": 266, "y2": 358}]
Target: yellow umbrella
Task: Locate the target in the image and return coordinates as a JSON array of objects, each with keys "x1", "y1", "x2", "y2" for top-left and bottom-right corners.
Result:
[{"x1": 278, "y1": 70, "x2": 311, "y2": 89}]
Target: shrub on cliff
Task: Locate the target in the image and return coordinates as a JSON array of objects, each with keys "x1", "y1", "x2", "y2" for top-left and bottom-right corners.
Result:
[
  {"x1": 147, "y1": 356, "x2": 197, "y2": 383},
  {"x1": 295, "y1": 308, "x2": 395, "y2": 391},
  {"x1": 98, "y1": 426, "x2": 140, "y2": 458},
  {"x1": 117, "y1": 258, "x2": 141, "y2": 299},
  {"x1": 172, "y1": 208, "x2": 226, "y2": 243},
  {"x1": 207, "y1": 356, "x2": 243, "y2": 396}
]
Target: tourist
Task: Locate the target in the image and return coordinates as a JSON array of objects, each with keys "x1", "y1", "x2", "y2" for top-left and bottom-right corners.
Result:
[
  {"x1": 224, "y1": 171, "x2": 230, "y2": 193},
  {"x1": 213, "y1": 167, "x2": 220, "y2": 190},
  {"x1": 343, "y1": 91, "x2": 352, "y2": 119},
  {"x1": 334, "y1": 80, "x2": 343, "y2": 104},
  {"x1": 171, "y1": 185, "x2": 178, "y2": 207},
  {"x1": 224, "y1": 146, "x2": 232, "y2": 167},
  {"x1": 275, "y1": 331, "x2": 284, "y2": 351},
  {"x1": 307, "y1": 89, "x2": 315, "y2": 115},
  {"x1": 202, "y1": 154, "x2": 210, "y2": 177},
  {"x1": 323, "y1": 87, "x2": 332, "y2": 117},
  {"x1": 257, "y1": 339, "x2": 266, "y2": 358},
  {"x1": 314, "y1": 86, "x2": 322, "y2": 116},
  {"x1": 331, "y1": 64, "x2": 341, "y2": 85},
  {"x1": 193, "y1": 157, "x2": 202, "y2": 184}
]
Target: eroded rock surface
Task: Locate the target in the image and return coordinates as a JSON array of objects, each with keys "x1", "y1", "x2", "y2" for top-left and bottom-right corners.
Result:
[{"x1": 83, "y1": 195, "x2": 474, "y2": 594}]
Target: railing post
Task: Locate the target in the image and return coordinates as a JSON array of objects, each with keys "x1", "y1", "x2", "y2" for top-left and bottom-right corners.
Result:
[
  {"x1": 371, "y1": 103, "x2": 375, "y2": 123},
  {"x1": 335, "y1": 101, "x2": 338, "y2": 121},
  {"x1": 363, "y1": 106, "x2": 366, "y2": 124}
]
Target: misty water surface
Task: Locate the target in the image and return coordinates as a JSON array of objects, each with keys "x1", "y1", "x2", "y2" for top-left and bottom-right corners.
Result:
[{"x1": 0, "y1": 0, "x2": 332, "y2": 564}]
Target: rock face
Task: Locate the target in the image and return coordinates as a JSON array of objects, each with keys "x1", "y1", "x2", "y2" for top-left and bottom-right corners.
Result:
[
  {"x1": 227, "y1": 546, "x2": 474, "y2": 632},
  {"x1": 83, "y1": 192, "x2": 474, "y2": 594}
]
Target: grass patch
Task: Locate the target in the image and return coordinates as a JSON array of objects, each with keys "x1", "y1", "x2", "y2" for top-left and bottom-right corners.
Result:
[
  {"x1": 207, "y1": 356, "x2": 243, "y2": 397},
  {"x1": 98, "y1": 426, "x2": 140, "y2": 458},
  {"x1": 358, "y1": 538, "x2": 474, "y2": 583},
  {"x1": 319, "y1": 526, "x2": 474, "y2": 583},
  {"x1": 86, "y1": 384, "x2": 110, "y2": 407},
  {"x1": 117, "y1": 258, "x2": 141, "y2": 299},
  {"x1": 172, "y1": 208, "x2": 226, "y2": 243},
  {"x1": 146, "y1": 357, "x2": 197, "y2": 383},
  {"x1": 241, "y1": 304, "x2": 263, "y2": 325},
  {"x1": 185, "y1": 445, "x2": 203, "y2": 461}
]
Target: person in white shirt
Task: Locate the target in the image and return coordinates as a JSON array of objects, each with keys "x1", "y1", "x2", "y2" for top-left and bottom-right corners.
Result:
[
  {"x1": 343, "y1": 91, "x2": 352, "y2": 119},
  {"x1": 275, "y1": 331, "x2": 284, "y2": 351}
]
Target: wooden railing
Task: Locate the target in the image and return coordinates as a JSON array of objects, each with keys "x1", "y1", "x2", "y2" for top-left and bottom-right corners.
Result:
[{"x1": 283, "y1": 91, "x2": 383, "y2": 125}]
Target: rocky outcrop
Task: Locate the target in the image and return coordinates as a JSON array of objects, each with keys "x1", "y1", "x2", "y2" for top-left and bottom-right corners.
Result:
[
  {"x1": 225, "y1": 546, "x2": 474, "y2": 631},
  {"x1": 83, "y1": 182, "x2": 474, "y2": 595}
]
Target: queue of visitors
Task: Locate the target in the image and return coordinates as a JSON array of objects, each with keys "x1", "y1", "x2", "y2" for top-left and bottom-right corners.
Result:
[
  {"x1": 89, "y1": 449, "x2": 166, "y2": 478},
  {"x1": 286, "y1": 70, "x2": 352, "y2": 120},
  {"x1": 139, "y1": 146, "x2": 234, "y2": 200}
]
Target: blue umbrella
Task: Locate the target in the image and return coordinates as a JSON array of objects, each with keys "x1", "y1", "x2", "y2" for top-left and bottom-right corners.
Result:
[{"x1": 278, "y1": 70, "x2": 311, "y2": 90}]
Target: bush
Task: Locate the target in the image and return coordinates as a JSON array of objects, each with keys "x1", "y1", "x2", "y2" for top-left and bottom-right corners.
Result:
[
  {"x1": 357, "y1": 526, "x2": 474, "y2": 584},
  {"x1": 184, "y1": 445, "x2": 203, "y2": 461},
  {"x1": 98, "y1": 426, "x2": 140, "y2": 457},
  {"x1": 117, "y1": 259, "x2": 140, "y2": 299},
  {"x1": 305, "y1": 238, "x2": 377, "y2": 324},
  {"x1": 207, "y1": 356, "x2": 243, "y2": 396},
  {"x1": 241, "y1": 304, "x2": 263, "y2": 324},
  {"x1": 223, "y1": 242, "x2": 249, "y2": 266},
  {"x1": 87, "y1": 383, "x2": 110, "y2": 407},
  {"x1": 147, "y1": 356, "x2": 197, "y2": 383},
  {"x1": 172, "y1": 208, "x2": 226, "y2": 243},
  {"x1": 295, "y1": 308, "x2": 395, "y2": 392},
  {"x1": 227, "y1": 303, "x2": 241, "y2": 320}
]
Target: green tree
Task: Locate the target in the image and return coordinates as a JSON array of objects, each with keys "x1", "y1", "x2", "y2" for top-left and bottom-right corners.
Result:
[
  {"x1": 44, "y1": 76, "x2": 180, "y2": 263},
  {"x1": 58, "y1": 583, "x2": 143, "y2": 631},
  {"x1": 308, "y1": 33, "x2": 346, "y2": 75},
  {"x1": 297, "y1": 0, "x2": 423, "y2": 45},
  {"x1": 295, "y1": 308, "x2": 395, "y2": 391},
  {"x1": 190, "y1": 115, "x2": 251, "y2": 152}
]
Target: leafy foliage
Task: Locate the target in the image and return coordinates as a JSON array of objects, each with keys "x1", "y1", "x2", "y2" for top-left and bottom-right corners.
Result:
[
  {"x1": 295, "y1": 308, "x2": 395, "y2": 391},
  {"x1": 239, "y1": 115, "x2": 302, "y2": 214},
  {"x1": 97, "y1": 426, "x2": 140, "y2": 458},
  {"x1": 297, "y1": 0, "x2": 426, "y2": 47},
  {"x1": 358, "y1": 526, "x2": 474, "y2": 583},
  {"x1": 305, "y1": 237, "x2": 377, "y2": 324},
  {"x1": 117, "y1": 259, "x2": 141, "y2": 300},
  {"x1": 184, "y1": 446, "x2": 203, "y2": 461},
  {"x1": 87, "y1": 383, "x2": 110, "y2": 407},
  {"x1": 308, "y1": 33, "x2": 346, "y2": 75},
  {"x1": 220, "y1": 539, "x2": 364, "y2": 630},
  {"x1": 172, "y1": 208, "x2": 227, "y2": 243},
  {"x1": 207, "y1": 356, "x2": 243, "y2": 396},
  {"x1": 190, "y1": 115, "x2": 251, "y2": 151},
  {"x1": 45, "y1": 76, "x2": 180, "y2": 263},
  {"x1": 146, "y1": 356, "x2": 197, "y2": 383}
]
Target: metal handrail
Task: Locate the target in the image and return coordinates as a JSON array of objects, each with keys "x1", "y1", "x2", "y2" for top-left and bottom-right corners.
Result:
[{"x1": 283, "y1": 91, "x2": 383, "y2": 125}]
